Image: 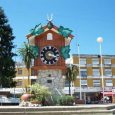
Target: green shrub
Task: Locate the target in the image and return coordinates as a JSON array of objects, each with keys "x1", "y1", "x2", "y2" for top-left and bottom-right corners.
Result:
[
  {"x1": 59, "y1": 95, "x2": 74, "y2": 105},
  {"x1": 30, "y1": 83, "x2": 51, "y2": 102}
]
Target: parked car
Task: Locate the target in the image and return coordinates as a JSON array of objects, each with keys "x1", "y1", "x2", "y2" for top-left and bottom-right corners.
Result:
[{"x1": 0, "y1": 95, "x2": 20, "y2": 105}]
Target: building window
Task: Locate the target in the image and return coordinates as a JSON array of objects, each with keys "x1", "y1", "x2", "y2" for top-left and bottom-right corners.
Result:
[
  {"x1": 80, "y1": 69, "x2": 87, "y2": 78},
  {"x1": 47, "y1": 33, "x2": 53, "y2": 40},
  {"x1": 92, "y1": 58, "x2": 99, "y2": 65},
  {"x1": 16, "y1": 80, "x2": 22, "y2": 86},
  {"x1": 105, "y1": 80, "x2": 113, "y2": 87},
  {"x1": 93, "y1": 80, "x2": 100, "y2": 87},
  {"x1": 104, "y1": 69, "x2": 112, "y2": 77},
  {"x1": 31, "y1": 79, "x2": 37, "y2": 85},
  {"x1": 81, "y1": 80, "x2": 87, "y2": 87},
  {"x1": 104, "y1": 59, "x2": 111, "y2": 65},
  {"x1": 93, "y1": 69, "x2": 100, "y2": 77},
  {"x1": 18, "y1": 68, "x2": 22, "y2": 75},
  {"x1": 80, "y1": 58, "x2": 86, "y2": 65}
]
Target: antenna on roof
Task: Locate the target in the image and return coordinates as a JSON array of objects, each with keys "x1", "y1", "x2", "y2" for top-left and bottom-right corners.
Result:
[{"x1": 47, "y1": 14, "x2": 53, "y2": 21}]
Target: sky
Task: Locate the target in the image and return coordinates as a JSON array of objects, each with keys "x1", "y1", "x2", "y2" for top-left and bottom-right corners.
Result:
[{"x1": 0, "y1": 0, "x2": 115, "y2": 58}]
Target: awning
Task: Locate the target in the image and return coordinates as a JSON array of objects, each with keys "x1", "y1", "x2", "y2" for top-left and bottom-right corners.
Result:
[{"x1": 101, "y1": 92, "x2": 115, "y2": 96}]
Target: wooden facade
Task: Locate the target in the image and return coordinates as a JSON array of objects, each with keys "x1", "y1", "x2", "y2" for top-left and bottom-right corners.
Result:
[{"x1": 34, "y1": 29, "x2": 66, "y2": 71}]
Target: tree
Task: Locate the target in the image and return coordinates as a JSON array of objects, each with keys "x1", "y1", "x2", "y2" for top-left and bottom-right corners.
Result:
[
  {"x1": 0, "y1": 7, "x2": 16, "y2": 87},
  {"x1": 65, "y1": 65, "x2": 79, "y2": 95},
  {"x1": 18, "y1": 42, "x2": 37, "y2": 86}
]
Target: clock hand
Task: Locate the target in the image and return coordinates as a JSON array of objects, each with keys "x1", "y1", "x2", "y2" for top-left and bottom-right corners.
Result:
[{"x1": 48, "y1": 53, "x2": 57, "y2": 58}]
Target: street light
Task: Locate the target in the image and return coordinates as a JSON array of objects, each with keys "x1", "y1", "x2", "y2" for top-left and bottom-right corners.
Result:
[
  {"x1": 70, "y1": 56, "x2": 73, "y2": 96},
  {"x1": 77, "y1": 44, "x2": 82, "y2": 100},
  {"x1": 97, "y1": 37, "x2": 104, "y2": 103}
]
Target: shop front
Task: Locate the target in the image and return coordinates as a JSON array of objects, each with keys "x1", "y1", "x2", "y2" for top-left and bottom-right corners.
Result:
[
  {"x1": 101, "y1": 92, "x2": 115, "y2": 103},
  {"x1": 74, "y1": 87, "x2": 102, "y2": 104}
]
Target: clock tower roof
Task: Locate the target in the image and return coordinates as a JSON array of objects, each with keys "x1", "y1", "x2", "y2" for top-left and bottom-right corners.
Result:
[{"x1": 26, "y1": 21, "x2": 74, "y2": 39}]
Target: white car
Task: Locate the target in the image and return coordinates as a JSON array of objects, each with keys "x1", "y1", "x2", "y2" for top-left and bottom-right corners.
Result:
[{"x1": 0, "y1": 95, "x2": 20, "y2": 103}]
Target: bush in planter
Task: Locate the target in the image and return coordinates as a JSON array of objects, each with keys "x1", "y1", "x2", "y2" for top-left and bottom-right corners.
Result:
[
  {"x1": 29, "y1": 83, "x2": 51, "y2": 104},
  {"x1": 50, "y1": 95, "x2": 61, "y2": 106},
  {"x1": 59, "y1": 95, "x2": 75, "y2": 105}
]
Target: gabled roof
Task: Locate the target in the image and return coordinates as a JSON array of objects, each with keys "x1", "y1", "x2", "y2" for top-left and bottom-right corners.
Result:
[{"x1": 27, "y1": 21, "x2": 74, "y2": 39}]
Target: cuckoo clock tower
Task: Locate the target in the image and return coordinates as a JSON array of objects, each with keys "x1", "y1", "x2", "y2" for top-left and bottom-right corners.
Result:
[{"x1": 27, "y1": 20, "x2": 73, "y2": 94}]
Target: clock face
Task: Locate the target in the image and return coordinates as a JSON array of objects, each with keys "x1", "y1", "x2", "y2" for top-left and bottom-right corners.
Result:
[{"x1": 40, "y1": 46, "x2": 60, "y2": 65}]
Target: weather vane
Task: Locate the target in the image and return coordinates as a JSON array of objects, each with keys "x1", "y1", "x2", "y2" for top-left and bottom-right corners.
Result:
[{"x1": 47, "y1": 14, "x2": 53, "y2": 21}]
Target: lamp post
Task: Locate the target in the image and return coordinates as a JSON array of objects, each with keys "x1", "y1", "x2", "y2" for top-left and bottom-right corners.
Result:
[
  {"x1": 97, "y1": 37, "x2": 104, "y2": 103},
  {"x1": 77, "y1": 44, "x2": 82, "y2": 100},
  {"x1": 70, "y1": 57, "x2": 73, "y2": 96}
]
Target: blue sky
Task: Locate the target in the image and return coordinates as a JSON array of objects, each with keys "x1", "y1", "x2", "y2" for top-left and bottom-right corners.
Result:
[{"x1": 0, "y1": 0, "x2": 115, "y2": 56}]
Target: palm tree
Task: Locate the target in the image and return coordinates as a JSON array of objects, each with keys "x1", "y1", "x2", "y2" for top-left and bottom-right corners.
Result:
[
  {"x1": 18, "y1": 42, "x2": 36, "y2": 86},
  {"x1": 65, "y1": 65, "x2": 79, "y2": 96}
]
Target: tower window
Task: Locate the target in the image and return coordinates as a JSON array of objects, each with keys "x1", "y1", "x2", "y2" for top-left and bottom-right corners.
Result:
[
  {"x1": 48, "y1": 74, "x2": 51, "y2": 77},
  {"x1": 47, "y1": 80, "x2": 52, "y2": 83},
  {"x1": 47, "y1": 33, "x2": 53, "y2": 40}
]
